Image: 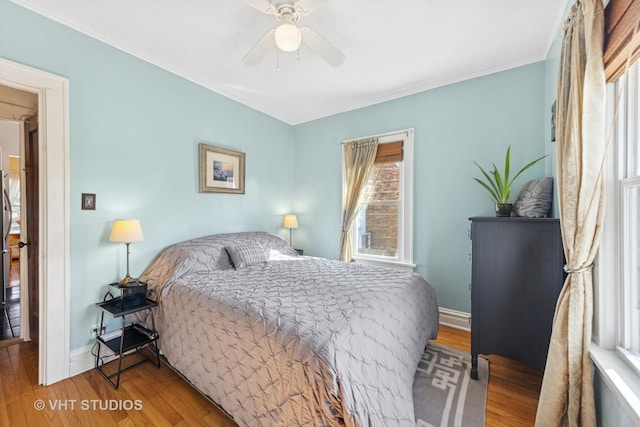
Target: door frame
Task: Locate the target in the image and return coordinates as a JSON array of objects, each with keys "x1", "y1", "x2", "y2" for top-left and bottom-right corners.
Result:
[{"x1": 0, "y1": 57, "x2": 70, "y2": 385}]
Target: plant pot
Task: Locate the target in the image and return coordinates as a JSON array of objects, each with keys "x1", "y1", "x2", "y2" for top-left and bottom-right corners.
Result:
[{"x1": 495, "y1": 203, "x2": 513, "y2": 217}]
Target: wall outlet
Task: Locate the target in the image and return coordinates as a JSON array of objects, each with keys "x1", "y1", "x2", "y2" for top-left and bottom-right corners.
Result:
[{"x1": 91, "y1": 324, "x2": 105, "y2": 338}]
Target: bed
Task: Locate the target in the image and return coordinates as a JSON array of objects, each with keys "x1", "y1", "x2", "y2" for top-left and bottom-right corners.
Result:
[{"x1": 139, "y1": 231, "x2": 439, "y2": 427}]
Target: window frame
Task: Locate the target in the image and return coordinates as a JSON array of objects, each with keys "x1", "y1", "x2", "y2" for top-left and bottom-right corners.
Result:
[
  {"x1": 343, "y1": 129, "x2": 414, "y2": 270},
  {"x1": 609, "y1": 64, "x2": 640, "y2": 368},
  {"x1": 620, "y1": 176, "x2": 640, "y2": 359},
  {"x1": 592, "y1": 61, "x2": 640, "y2": 425}
]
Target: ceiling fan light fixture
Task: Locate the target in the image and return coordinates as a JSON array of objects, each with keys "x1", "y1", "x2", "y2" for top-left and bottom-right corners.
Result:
[
  {"x1": 242, "y1": 0, "x2": 344, "y2": 67},
  {"x1": 275, "y1": 23, "x2": 301, "y2": 52}
]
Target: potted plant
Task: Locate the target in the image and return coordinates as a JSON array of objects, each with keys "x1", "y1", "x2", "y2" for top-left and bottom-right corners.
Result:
[{"x1": 473, "y1": 147, "x2": 548, "y2": 217}]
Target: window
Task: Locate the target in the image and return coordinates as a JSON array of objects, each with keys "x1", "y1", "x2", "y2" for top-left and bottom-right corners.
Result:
[
  {"x1": 618, "y1": 64, "x2": 640, "y2": 369},
  {"x1": 347, "y1": 130, "x2": 414, "y2": 269},
  {"x1": 604, "y1": 61, "x2": 640, "y2": 372},
  {"x1": 621, "y1": 178, "x2": 640, "y2": 362},
  {"x1": 591, "y1": 0, "x2": 640, "y2": 419},
  {"x1": 356, "y1": 162, "x2": 400, "y2": 257}
]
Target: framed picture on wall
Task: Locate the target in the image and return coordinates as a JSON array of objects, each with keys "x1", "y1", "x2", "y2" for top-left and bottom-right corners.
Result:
[{"x1": 199, "y1": 143, "x2": 245, "y2": 194}]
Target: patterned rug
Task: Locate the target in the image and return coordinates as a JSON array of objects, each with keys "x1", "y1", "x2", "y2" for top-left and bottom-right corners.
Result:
[{"x1": 413, "y1": 343, "x2": 489, "y2": 427}]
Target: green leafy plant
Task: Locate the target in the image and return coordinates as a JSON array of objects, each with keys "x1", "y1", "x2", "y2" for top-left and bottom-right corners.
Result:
[{"x1": 473, "y1": 147, "x2": 548, "y2": 204}]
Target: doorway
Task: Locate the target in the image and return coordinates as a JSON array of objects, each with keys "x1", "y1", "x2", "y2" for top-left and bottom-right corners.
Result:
[
  {"x1": 0, "y1": 57, "x2": 70, "y2": 385},
  {"x1": 0, "y1": 85, "x2": 37, "y2": 345}
]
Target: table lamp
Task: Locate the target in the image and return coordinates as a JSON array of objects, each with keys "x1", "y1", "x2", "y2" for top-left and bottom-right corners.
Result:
[
  {"x1": 109, "y1": 219, "x2": 144, "y2": 286},
  {"x1": 282, "y1": 214, "x2": 298, "y2": 246}
]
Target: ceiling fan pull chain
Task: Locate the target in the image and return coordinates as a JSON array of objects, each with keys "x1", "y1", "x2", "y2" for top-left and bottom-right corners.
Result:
[{"x1": 276, "y1": 46, "x2": 280, "y2": 72}]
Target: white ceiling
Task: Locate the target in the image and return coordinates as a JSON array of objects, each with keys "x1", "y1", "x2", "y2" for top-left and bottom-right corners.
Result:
[{"x1": 10, "y1": 0, "x2": 568, "y2": 125}]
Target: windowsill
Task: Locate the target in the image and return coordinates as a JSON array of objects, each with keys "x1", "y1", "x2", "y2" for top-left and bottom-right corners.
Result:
[
  {"x1": 590, "y1": 343, "x2": 640, "y2": 425},
  {"x1": 351, "y1": 256, "x2": 415, "y2": 271}
]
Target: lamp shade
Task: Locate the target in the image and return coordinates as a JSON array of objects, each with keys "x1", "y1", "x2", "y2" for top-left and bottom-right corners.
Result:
[
  {"x1": 275, "y1": 23, "x2": 301, "y2": 52},
  {"x1": 109, "y1": 219, "x2": 144, "y2": 243},
  {"x1": 282, "y1": 214, "x2": 299, "y2": 229}
]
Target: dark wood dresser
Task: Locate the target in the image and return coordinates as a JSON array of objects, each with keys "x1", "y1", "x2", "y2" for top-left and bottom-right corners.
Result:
[{"x1": 469, "y1": 217, "x2": 565, "y2": 379}]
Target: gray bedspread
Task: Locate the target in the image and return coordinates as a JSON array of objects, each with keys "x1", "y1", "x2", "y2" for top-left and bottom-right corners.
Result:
[{"x1": 140, "y1": 232, "x2": 439, "y2": 427}]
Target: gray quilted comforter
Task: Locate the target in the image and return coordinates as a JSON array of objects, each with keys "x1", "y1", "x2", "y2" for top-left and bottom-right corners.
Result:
[{"x1": 140, "y1": 232, "x2": 439, "y2": 427}]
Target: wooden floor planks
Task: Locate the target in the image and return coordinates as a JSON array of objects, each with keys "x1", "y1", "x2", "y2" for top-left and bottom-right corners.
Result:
[
  {"x1": 0, "y1": 325, "x2": 541, "y2": 426},
  {"x1": 433, "y1": 325, "x2": 543, "y2": 426}
]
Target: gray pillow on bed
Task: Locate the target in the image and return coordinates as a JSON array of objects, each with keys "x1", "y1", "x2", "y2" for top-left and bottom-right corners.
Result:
[
  {"x1": 140, "y1": 232, "x2": 298, "y2": 293},
  {"x1": 226, "y1": 244, "x2": 267, "y2": 269},
  {"x1": 512, "y1": 177, "x2": 554, "y2": 218}
]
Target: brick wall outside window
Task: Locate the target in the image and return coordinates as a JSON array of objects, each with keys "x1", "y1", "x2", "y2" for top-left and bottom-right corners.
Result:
[{"x1": 358, "y1": 163, "x2": 400, "y2": 257}]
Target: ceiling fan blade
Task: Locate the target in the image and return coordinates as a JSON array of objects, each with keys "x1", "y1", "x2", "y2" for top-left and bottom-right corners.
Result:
[
  {"x1": 300, "y1": 27, "x2": 345, "y2": 67},
  {"x1": 243, "y1": 0, "x2": 276, "y2": 14},
  {"x1": 242, "y1": 29, "x2": 276, "y2": 65},
  {"x1": 295, "y1": 0, "x2": 331, "y2": 15}
]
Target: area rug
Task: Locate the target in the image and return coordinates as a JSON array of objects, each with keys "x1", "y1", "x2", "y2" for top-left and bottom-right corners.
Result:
[{"x1": 413, "y1": 343, "x2": 489, "y2": 427}]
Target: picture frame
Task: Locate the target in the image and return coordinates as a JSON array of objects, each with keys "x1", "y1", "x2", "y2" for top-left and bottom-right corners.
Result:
[
  {"x1": 199, "y1": 143, "x2": 245, "y2": 194},
  {"x1": 81, "y1": 193, "x2": 96, "y2": 210}
]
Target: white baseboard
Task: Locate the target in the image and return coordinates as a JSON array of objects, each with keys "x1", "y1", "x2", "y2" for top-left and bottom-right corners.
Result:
[
  {"x1": 69, "y1": 343, "x2": 122, "y2": 377},
  {"x1": 439, "y1": 307, "x2": 471, "y2": 332},
  {"x1": 69, "y1": 345, "x2": 94, "y2": 377},
  {"x1": 69, "y1": 342, "x2": 157, "y2": 378}
]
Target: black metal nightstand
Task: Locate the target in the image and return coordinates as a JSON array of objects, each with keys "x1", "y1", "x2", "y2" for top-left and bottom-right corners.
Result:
[
  {"x1": 94, "y1": 292, "x2": 160, "y2": 389},
  {"x1": 295, "y1": 249, "x2": 303, "y2": 255}
]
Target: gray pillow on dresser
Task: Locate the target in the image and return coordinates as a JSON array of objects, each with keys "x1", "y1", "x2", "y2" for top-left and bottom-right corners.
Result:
[{"x1": 512, "y1": 177, "x2": 554, "y2": 218}]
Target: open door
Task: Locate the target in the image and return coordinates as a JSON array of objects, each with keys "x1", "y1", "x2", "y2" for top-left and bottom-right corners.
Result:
[{"x1": 22, "y1": 116, "x2": 38, "y2": 341}]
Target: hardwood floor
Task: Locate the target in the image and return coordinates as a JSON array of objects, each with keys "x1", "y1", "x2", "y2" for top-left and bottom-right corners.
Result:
[
  {"x1": 0, "y1": 325, "x2": 541, "y2": 426},
  {"x1": 1, "y1": 258, "x2": 21, "y2": 341},
  {"x1": 432, "y1": 325, "x2": 543, "y2": 426},
  {"x1": 1, "y1": 286, "x2": 20, "y2": 340}
]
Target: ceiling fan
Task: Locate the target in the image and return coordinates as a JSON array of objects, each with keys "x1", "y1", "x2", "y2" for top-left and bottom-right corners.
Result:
[{"x1": 242, "y1": 0, "x2": 345, "y2": 67}]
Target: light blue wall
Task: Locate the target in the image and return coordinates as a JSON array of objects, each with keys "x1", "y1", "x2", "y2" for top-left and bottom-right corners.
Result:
[
  {"x1": 0, "y1": 0, "x2": 558, "y2": 351},
  {"x1": 544, "y1": 3, "x2": 566, "y2": 219},
  {"x1": 594, "y1": 371, "x2": 637, "y2": 427},
  {"x1": 0, "y1": 0, "x2": 295, "y2": 350},
  {"x1": 292, "y1": 62, "x2": 548, "y2": 312}
]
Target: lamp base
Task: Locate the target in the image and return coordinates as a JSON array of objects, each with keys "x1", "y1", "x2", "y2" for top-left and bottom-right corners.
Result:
[{"x1": 119, "y1": 275, "x2": 138, "y2": 287}]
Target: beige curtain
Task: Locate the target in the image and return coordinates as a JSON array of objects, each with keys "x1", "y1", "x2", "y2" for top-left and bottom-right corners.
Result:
[
  {"x1": 338, "y1": 137, "x2": 378, "y2": 261},
  {"x1": 535, "y1": 1, "x2": 606, "y2": 426}
]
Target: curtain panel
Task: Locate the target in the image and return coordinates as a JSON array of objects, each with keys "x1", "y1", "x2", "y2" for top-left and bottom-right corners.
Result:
[
  {"x1": 338, "y1": 138, "x2": 378, "y2": 262},
  {"x1": 535, "y1": 0, "x2": 606, "y2": 426}
]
